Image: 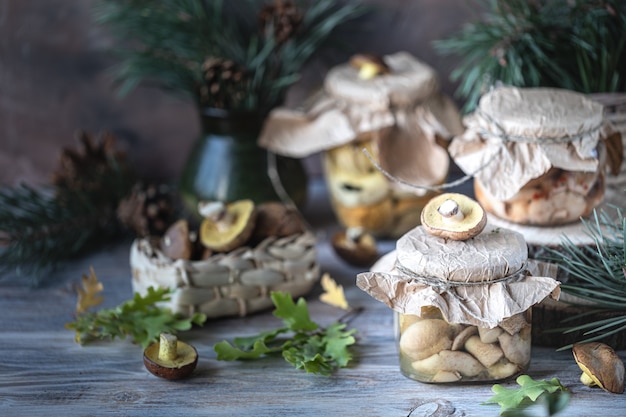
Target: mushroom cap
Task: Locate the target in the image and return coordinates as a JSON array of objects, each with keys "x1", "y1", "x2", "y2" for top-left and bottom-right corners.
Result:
[
  {"x1": 160, "y1": 219, "x2": 192, "y2": 260},
  {"x1": 143, "y1": 340, "x2": 198, "y2": 380},
  {"x1": 420, "y1": 193, "x2": 487, "y2": 241},
  {"x1": 573, "y1": 342, "x2": 625, "y2": 394},
  {"x1": 199, "y1": 199, "x2": 256, "y2": 252},
  {"x1": 331, "y1": 228, "x2": 379, "y2": 267},
  {"x1": 251, "y1": 201, "x2": 306, "y2": 242}
]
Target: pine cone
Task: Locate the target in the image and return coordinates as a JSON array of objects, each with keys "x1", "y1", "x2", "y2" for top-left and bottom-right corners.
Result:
[
  {"x1": 199, "y1": 58, "x2": 247, "y2": 109},
  {"x1": 117, "y1": 182, "x2": 174, "y2": 238},
  {"x1": 258, "y1": 0, "x2": 303, "y2": 45},
  {"x1": 52, "y1": 131, "x2": 128, "y2": 194}
]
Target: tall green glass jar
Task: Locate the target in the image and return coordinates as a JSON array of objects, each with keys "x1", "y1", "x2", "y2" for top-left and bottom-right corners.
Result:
[{"x1": 179, "y1": 108, "x2": 307, "y2": 220}]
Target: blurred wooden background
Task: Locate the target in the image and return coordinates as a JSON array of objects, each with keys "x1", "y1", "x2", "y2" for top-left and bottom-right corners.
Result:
[{"x1": 0, "y1": 0, "x2": 481, "y2": 187}]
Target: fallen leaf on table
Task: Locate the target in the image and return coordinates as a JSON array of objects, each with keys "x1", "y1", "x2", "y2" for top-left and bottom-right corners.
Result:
[
  {"x1": 319, "y1": 273, "x2": 350, "y2": 310},
  {"x1": 76, "y1": 267, "x2": 103, "y2": 313}
]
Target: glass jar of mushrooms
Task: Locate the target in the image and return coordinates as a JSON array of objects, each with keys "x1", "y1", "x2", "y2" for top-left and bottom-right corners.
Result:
[
  {"x1": 357, "y1": 193, "x2": 561, "y2": 383},
  {"x1": 449, "y1": 87, "x2": 622, "y2": 227},
  {"x1": 259, "y1": 52, "x2": 463, "y2": 238}
]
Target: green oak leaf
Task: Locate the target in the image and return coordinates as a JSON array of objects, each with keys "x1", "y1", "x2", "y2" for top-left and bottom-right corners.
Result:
[
  {"x1": 483, "y1": 375, "x2": 569, "y2": 416},
  {"x1": 65, "y1": 286, "x2": 206, "y2": 348},
  {"x1": 271, "y1": 291, "x2": 318, "y2": 332},
  {"x1": 214, "y1": 291, "x2": 357, "y2": 375}
]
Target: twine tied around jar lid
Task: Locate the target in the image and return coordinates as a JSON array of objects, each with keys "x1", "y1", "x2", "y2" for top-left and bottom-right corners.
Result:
[
  {"x1": 472, "y1": 107, "x2": 604, "y2": 144},
  {"x1": 394, "y1": 260, "x2": 529, "y2": 294}
]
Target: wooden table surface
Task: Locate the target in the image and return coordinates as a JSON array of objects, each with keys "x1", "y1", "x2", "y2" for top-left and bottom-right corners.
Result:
[{"x1": 1, "y1": 179, "x2": 624, "y2": 417}]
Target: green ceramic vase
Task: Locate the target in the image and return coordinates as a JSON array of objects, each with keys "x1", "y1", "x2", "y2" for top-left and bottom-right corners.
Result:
[{"x1": 179, "y1": 108, "x2": 307, "y2": 219}]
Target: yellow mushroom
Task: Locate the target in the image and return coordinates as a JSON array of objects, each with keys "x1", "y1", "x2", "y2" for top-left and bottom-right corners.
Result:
[
  {"x1": 198, "y1": 200, "x2": 256, "y2": 252},
  {"x1": 349, "y1": 54, "x2": 391, "y2": 80}
]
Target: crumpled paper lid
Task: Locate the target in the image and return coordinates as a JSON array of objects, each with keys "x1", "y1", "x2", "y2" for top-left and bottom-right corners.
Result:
[
  {"x1": 356, "y1": 225, "x2": 561, "y2": 328},
  {"x1": 449, "y1": 87, "x2": 613, "y2": 200},
  {"x1": 258, "y1": 52, "x2": 463, "y2": 159},
  {"x1": 324, "y1": 52, "x2": 439, "y2": 108},
  {"x1": 475, "y1": 87, "x2": 604, "y2": 140}
]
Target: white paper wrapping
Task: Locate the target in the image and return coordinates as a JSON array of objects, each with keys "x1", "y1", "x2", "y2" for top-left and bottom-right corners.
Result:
[
  {"x1": 449, "y1": 87, "x2": 615, "y2": 201},
  {"x1": 258, "y1": 52, "x2": 464, "y2": 188},
  {"x1": 357, "y1": 225, "x2": 560, "y2": 329}
]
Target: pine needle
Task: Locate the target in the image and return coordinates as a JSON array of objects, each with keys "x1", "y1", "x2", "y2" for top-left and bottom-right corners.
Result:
[
  {"x1": 434, "y1": 0, "x2": 626, "y2": 112},
  {"x1": 540, "y1": 206, "x2": 626, "y2": 348}
]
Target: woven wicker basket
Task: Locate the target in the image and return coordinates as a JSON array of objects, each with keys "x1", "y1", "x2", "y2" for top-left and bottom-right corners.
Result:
[{"x1": 130, "y1": 232, "x2": 320, "y2": 319}]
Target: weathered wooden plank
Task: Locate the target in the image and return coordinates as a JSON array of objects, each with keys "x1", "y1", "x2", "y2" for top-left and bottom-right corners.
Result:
[{"x1": 1, "y1": 180, "x2": 625, "y2": 416}]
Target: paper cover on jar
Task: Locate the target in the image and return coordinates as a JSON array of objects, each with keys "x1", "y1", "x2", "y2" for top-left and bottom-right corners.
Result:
[
  {"x1": 258, "y1": 52, "x2": 463, "y2": 188},
  {"x1": 356, "y1": 225, "x2": 560, "y2": 329},
  {"x1": 448, "y1": 86, "x2": 617, "y2": 201}
]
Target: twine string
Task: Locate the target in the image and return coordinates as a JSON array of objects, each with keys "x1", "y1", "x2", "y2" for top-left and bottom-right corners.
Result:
[
  {"x1": 362, "y1": 148, "x2": 500, "y2": 193},
  {"x1": 395, "y1": 261, "x2": 529, "y2": 293}
]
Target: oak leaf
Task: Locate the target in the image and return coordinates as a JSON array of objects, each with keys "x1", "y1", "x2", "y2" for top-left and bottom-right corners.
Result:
[
  {"x1": 319, "y1": 273, "x2": 349, "y2": 310},
  {"x1": 76, "y1": 267, "x2": 104, "y2": 313}
]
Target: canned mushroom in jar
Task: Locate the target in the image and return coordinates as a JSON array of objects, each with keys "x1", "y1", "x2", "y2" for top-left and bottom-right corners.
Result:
[
  {"x1": 396, "y1": 309, "x2": 531, "y2": 383},
  {"x1": 356, "y1": 194, "x2": 560, "y2": 385},
  {"x1": 449, "y1": 87, "x2": 618, "y2": 227}
]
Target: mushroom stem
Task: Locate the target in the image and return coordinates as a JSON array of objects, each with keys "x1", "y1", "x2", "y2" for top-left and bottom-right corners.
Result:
[
  {"x1": 198, "y1": 201, "x2": 236, "y2": 233},
  {"x1": 581, "y1": 372, "x2": 596, "y2": 387},
  {"x1": 158, "y1": 333, "x2": 178, "y2": 361},
  {"x1": 346, "y1": 227, "x2": 365, "y2": 244},
  {"x1": 438, "y1": 199, "x2": 465, "y2": 223}
]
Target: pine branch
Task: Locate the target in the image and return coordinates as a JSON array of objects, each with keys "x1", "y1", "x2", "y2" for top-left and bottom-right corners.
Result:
[
  {"x1": 540, "y1": 207, "x2": 626, "y2": 347},
  {"x1": 94, "y1": 0, "x2": 366, "y2": 114},
  {"x1": 0, "y1": 186, "x2": 117, "y2": 284},
  {"x1": 0, "y1": 133, "x2": 137, "y2": 286},
  {"x1": 434, "y1": 0, "x2": 626, "y2": 112}
]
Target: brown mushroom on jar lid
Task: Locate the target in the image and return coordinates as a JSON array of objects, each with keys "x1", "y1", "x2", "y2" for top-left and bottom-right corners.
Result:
[
  {"x1": 420, "y1": 193, "x2": 487, "y2": 241},
  {"x1": 199, "y1": 199, "x2": 256, "y2": 252},
  {"x1": 349, "y1": 54, "x2": 391, "y2": 80},
  {"x1": 573, "y1": 342, "x2": 625, "y2": 394}
]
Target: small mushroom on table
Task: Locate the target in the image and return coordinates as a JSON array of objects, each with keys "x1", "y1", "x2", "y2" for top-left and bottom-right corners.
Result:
[
  {"x1": 331, "y1": 227, "x2": 379, "y2": 267},
  {"x1": 420, "y1": 193, "x2": 487, "y2": 241},
  {"x1": 199, "y1": 200, "x2": 256, "y2": 252},
  {"x1": 573, "y1": 342, "x2": 625, "y2": 394},
  {"x1": 143, "y1": 333, "x2": 198, "y2": 380}
]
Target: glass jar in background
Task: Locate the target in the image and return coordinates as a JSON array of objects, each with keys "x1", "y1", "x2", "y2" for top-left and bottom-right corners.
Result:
[
  {"x1": 450, "y1": 87, "x2": 619, "y2": 226},
  {"x1": 259, "y1": 52, "x2": 464, "y2": 238}
]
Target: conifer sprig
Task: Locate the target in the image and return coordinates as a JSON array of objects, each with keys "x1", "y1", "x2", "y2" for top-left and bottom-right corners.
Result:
[
  {"x1": 435, "y1": 0, "x2": 626, "y2": 112},
  {"x1": 541, "y1": 207, "x2": 626, "y2": 348},
  {"x1": 95, "y1": 0, "x2": 365, "y2": 115}
]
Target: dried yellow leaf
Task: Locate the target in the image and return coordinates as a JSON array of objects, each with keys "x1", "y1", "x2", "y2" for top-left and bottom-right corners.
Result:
[
  {"x1": 76, "y1": 267, "x2": 104, "y2": 313},
  {"x1": 319, "y1": 273, "x2": 350, "y2": 310}
]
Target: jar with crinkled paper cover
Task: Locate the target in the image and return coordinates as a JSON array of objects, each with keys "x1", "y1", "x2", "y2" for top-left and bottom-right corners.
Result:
[
  {"x1": 357, "y1": 220, "x2": 560, "y2": 383},
  {"x1": 259, "y1": 52, "x2": 464, "y2": 237},
  {"x1": 449, "y1": 87, "x2": 622, "y2": 227}
]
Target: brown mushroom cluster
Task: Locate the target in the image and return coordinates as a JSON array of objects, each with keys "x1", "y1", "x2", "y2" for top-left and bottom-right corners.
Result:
[
  {"x1": 159, "y1": 200, "x2": 306, "y2": 261},
  {"x1": 398, "y1": 309, "x2": 531, "y2": 383}
]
